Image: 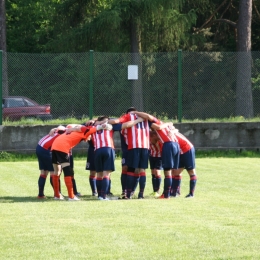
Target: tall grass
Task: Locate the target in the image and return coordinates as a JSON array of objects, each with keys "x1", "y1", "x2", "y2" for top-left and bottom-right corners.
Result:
[{"x1": 0, "y1": 158, "x2": 260, "y2": 259}]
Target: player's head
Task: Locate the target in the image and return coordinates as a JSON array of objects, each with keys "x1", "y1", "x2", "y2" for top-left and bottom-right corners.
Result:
[
  {"x1": 97, "y1": 115, "x2": 109, "y2": 121},
  {"x1": 150, "y1": 130, "x2": 159, "y2": 144},
  {"x1": 56, "y1": 125, "x2": 66, "y2": 134},
  {"x1": 126, "y1": 107, "x2": 136, "y2": 114}
]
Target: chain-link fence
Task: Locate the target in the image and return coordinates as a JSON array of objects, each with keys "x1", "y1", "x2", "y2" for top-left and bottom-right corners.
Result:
[{"x1": 1, "y1": 51, "x2": 260, "y2": 124}]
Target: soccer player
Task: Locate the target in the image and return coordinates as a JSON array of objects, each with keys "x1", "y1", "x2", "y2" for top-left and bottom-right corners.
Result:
[
  {"x1": 68, "y1": 149, "x2": 82, "y2": 197},
  {"x1": 170, "y1": 128, "x2": 197, "y2": 198},
  {"x1": 85, "y1": 137, "x2": 98, "y2": 197},
  {"x1": 118, "y1": 127, "x2": 129, "y2": 199},
  {"x1": 149, "y1": 130, "x2": 162, "y2": 197},
  {"x1": 108, "y1": 107, "x2": 150, "y2": 199},
  {"x1": 51, "y1": 122, "x2": 112, "y2": 201},
  {"x1": 84, "y1": 120, "x2": 112, "y2": 197},
  {"x1": 36, "y1": 125, "x2": 66, "y2": 199},
  {"x1": 91, "y1": 115, "x2": 144, "y2": 200},
  {"x1": 131, "y1": 111, "x2": 180, "y2": 199}
]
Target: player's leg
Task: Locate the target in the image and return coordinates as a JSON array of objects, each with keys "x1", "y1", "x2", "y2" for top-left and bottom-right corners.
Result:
[
  {"x1": 52, "y1": 164, "x2": 63, "y2": 199},
  {"x1": 62, "y1": 163, "x2": 80, "y2": 201},
  {"x1": 125, "y1": 149, "x2": 139, "y2": 198},
  {"x1": 89, "y1": 171, "x2": 97, "y2": 196},
  {"x1": 118, "y1": 149, "x2": 129, "y2": 199},
  {"x1": 100, "y1": 147, "x2": 115, "y2": 200},
  {"x1": 96, "y1": 172, "x2": 103, "y2": 198},
  {"x1": 136, "y1": 148, "x2": 149, "y2": 199},
  {"x1": 86, "y1": 144, "x2": 97, "y2": 196},
  {"x1": 69, "y1": 154, "x2": 82, "y2": 196},
  {"x1": 37, "y1": 170, "x2": 48, "y2": 198},
  {"x1": 159, "y1": 142, "x2": 179, "y2": 199},
  {"x1": 36, "y1": 145, "x2": 52, "y2": 198},
  {"x1": 186, "y1": 169, "x2": 197, "y2": 197},
  {"x1": 171, "y1": 169, "x2": 183, "y2": 197},
  {"x1": 149, "y1": 156, "x2": 157, "y2": 194},
  {"x1": 179, "y1": 147, "x2": 197, "y2": 198},
  {"x1": 150, "y1": 157, "x2": 162, "y2": 196},
  {"x1": 120, "y1": 164, "x2": 128, "y2": 198}
]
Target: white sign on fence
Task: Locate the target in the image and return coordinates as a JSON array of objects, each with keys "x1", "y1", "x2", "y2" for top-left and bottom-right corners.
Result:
[{"x1": 128, "y1": 65, "x2": 138, "y2": 80}]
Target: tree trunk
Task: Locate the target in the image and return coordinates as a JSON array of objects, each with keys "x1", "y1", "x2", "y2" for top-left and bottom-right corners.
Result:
[
  {"x1": 0, "y1": 0, "x2": 9, "y2": 96},
  {"x1": 236, "y1": 0, "x2": 253, "y2": 118},
  {"x1": 130, "y1": 17, "x2": 143, "y2": 111}
]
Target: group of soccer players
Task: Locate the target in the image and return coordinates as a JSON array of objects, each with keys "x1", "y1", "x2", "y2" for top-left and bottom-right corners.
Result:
[{"x1": 36, "y1": 107, "x2": 197, "y2": 201}]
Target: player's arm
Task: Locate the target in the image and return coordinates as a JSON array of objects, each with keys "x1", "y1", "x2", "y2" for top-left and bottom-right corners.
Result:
[
  {"x1": 130, "y1": 111, "x2": 154, "y2": 121},
  {"x1": 65, "y1": 124, "x2": 84, "y2": 133},
  {"x1": 49, "y1": 127, "x2": 57, "y2": 136},
  {"x1": 107, "y1": 118, "x2": 121, "y2": 124},
  {"x1": 121, "y1": 117, "x2": 144, "y2": 129},
  {"x1": 151, "y1": 122, "x2": 173, "y2": 131}
]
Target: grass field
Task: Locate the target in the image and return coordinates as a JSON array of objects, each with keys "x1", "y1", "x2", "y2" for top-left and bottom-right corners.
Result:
[{"x1": 1, "y1": 158, "x2": 260, "y2": 260}]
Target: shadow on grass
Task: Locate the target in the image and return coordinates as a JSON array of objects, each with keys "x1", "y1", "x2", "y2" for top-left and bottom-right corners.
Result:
[
  {"x1": 0, "y1": 195, "x2": 99, "y2": 203},
  {"x1": 0, "y1": 194, "x2": 160, "y2": 203}
]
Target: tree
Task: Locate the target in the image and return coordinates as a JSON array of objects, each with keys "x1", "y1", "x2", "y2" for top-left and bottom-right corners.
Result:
[
  {"x1": 86, "y1": 0, "x2": 196, "y2": 109},
  {"x1": 236, "y1": 0, "x2": 253, "y2": 118},
  {"x1": 6, "y1": 0, "x2": 56, "y2": 53},
  {"x1": 0, "y1": 0, "x2": 6, "y2": 52},
  {"x1": 0, "y1": 0, "x2": 8, "y2": 96},
  {"x1": 193, "y1": 0, "x2": 254, "y2": 118}
]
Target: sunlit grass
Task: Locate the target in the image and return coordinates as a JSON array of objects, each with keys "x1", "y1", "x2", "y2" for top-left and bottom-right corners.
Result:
[{"x1": 1, "y1": 158, "x2": 260, "y2": 260}]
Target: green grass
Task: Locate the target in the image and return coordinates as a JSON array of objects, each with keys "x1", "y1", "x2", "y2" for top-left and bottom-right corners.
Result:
[
  {"x1": 3, "y1": 115, "x2": 260, "y2": 126},
  {"x1": 1, "y1": 150, "x2": 260, "y2": 162},
  {"x1": 1, "y1": 158, "x2": 260, "y2": 259}
]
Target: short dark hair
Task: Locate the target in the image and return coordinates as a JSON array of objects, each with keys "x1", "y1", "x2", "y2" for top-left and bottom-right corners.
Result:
[
  {"x1": 126, "y1": 107, "x2": 136, "y2": 114},
  {"x1": 97, "y1": 115, "x2": 109, "y2": 121}
]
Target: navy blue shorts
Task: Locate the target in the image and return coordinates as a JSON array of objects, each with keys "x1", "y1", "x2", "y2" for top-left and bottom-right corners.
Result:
[
  {"x1": 121, "y1": 149, "x2": 128, "y2": 166},
  {"x1": 36, "y1": 144, "x2": 54, "y2": 171},
  {"x1": 149, "y1": 156, "x2": 163, "y2": 170},
  {"x1": 94, "y1": 147, "x2": 115, "y2": 172},
  {"x1": 127, "y1": 148, "x2": 149, "y2": 169},
  {"x1": 178, "y1": 147, "x2": 195, "y2": 170},
  {"x1": 162, "y1": 141, "x2": 180, "y2": 170},
  {"x1": 86, "y1": 145, "x2": 95, "y2": 171}
]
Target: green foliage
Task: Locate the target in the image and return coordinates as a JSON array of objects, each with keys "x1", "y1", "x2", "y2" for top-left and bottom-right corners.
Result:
[
  {"x1": 6, "y1": 0, "x2": 56, "y2": 52},
  {"x1": 0, "y1": 151, "x2": 37, "y2": 161},
  {"x1": 5, "y1": 0, "x2": 260, "y2": 53},
  {"x1": 43, "y1": 0, "x2": 200, "y2": 53}
]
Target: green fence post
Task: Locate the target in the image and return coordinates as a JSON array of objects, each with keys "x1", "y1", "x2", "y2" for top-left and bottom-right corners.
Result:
[
  {"x1": 89, "y1": 50, "x2": 94, "y2": 119},
  {"x1": 177, "y1": 49, "x2": 183, "y2": 123},
  {"x1": 0, "y1": 51, "x2": 2, "y2": 125}
]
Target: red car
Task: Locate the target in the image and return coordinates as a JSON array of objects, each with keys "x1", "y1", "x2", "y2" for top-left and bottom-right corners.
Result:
[{"x1": 2, "y1": 96, "x2": 52, "y2": 121}]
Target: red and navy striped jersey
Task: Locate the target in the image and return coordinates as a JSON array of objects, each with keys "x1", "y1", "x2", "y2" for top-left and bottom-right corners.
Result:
[
  {"x1": 92, "y1": 129, "x2": 115, "y2": 150},
  {"x1": 174, "y1": 131, "x2": 193, "y2": 153},
  {"x1": 152, "y1": 117, "x2": 178, "y2": 143},
  {"x1": 38, "y1": 133, "x2": 60, "y2": 150},
  {"x1": 119, "y1": 113, "x2": 150, "y2": 149},
  {"x1": 150, "y1": 140, "x2": 163, "y2": 157}
]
